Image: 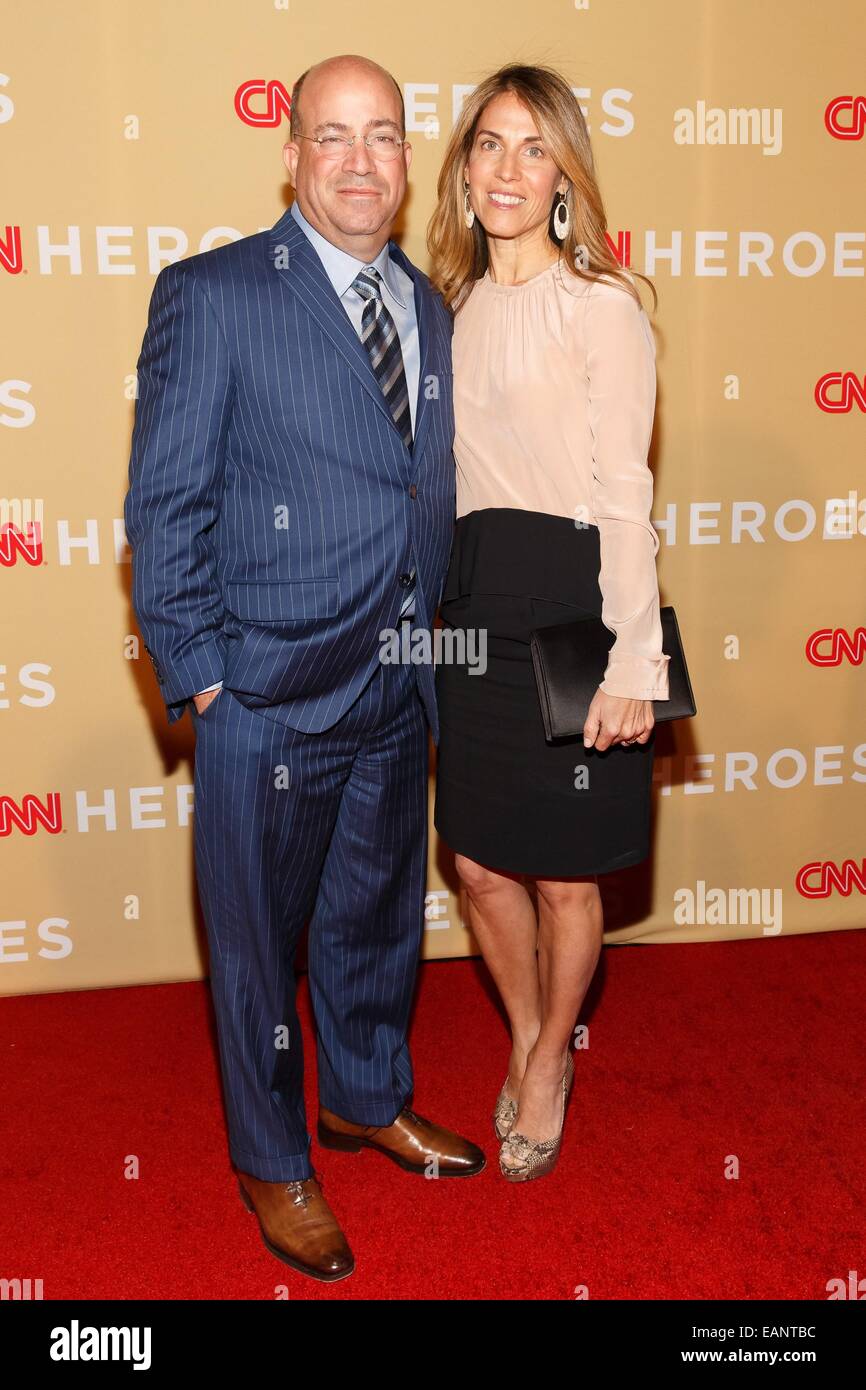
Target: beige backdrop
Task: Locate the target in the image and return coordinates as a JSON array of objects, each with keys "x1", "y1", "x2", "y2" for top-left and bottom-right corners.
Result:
[{"x1": 3, "y1": 1, "x2": 865, "y2": 997}]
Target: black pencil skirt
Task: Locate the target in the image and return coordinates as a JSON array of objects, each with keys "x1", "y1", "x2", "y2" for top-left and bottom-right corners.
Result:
[{"x1": 433, "y1": 508, "x2": 656, "y2": 878}]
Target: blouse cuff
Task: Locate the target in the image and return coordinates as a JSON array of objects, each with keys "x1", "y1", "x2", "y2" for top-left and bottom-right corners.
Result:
[{"x1": 600, "y1": 651, "x2": 671, "y2": 701}]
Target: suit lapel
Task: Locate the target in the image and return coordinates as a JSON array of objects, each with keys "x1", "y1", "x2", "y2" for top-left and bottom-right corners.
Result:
[
  {"x1": 266, "y1": 207, "x2": 440, "y2": 470},
  {"x1": 386, "y1": 236, "x2": 437, "y2": 466}
]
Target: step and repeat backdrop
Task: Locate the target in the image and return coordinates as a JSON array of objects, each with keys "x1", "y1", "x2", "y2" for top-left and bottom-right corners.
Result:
[{"x1": 2, "y1": 2, "x2": 864, "y2": 996}]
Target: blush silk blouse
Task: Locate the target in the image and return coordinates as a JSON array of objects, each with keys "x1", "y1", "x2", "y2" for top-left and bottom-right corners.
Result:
[{"x1": 451, "y1": 261, "x2": 671, "y2": 702}]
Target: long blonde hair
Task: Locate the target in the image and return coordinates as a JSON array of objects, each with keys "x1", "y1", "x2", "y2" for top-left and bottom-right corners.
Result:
[{"x1": 427, "y1": 63, "x2": 657, "y2": 316}]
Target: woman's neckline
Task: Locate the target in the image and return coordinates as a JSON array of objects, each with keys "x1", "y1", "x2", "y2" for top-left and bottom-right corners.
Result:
[{"x1": 482, "y1": 259, "x2": 562, "y2": 293}]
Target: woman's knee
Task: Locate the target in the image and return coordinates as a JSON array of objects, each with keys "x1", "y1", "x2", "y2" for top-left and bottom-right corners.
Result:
[
  {"x1": 454, "y1": 853, "x2": 517, "y2": 898},
  {"x1": 534, "y1": 875, "x2": 600, "y2": 914}
]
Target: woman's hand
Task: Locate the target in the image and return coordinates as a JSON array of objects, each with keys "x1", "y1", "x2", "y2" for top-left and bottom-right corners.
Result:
[{"x1": 583, "y1": 689, "x2": 654, "y2": 751}]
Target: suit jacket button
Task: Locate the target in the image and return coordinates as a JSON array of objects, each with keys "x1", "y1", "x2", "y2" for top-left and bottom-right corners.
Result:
[
  {"x1": 398, "y1": 572, "x2": 413, "y2": 587},
  {"x1": 409, "y1": 484, "x2": 417, "y2": 499}
]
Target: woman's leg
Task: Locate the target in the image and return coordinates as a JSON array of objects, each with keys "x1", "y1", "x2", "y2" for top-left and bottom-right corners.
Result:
[
  {"x1": 500, "y1": 876, "x2": 602, "y2": 1167},
  {"x1": 454, "y1": 854, "x2": 542, "y2": 1098}
]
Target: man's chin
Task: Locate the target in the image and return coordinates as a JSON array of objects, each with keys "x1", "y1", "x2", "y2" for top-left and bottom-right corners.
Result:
[{"x1": 329, "y1": 204, "x2": 391, "y2": 236}]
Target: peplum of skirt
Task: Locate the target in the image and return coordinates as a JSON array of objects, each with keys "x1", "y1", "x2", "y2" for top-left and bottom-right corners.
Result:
[{"x1": 433, "y1": 507, "x2": 656, "y2": 877}]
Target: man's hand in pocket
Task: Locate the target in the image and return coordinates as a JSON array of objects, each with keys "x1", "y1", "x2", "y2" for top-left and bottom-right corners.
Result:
[{"x1": 193, "y1": 687, "x2": 222, "y2": 715}]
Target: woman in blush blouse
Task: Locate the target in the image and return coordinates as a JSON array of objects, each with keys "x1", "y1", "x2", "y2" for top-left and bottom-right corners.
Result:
[{"x1": 427, "y1": 64, "x2": 670, "y2": 1182}]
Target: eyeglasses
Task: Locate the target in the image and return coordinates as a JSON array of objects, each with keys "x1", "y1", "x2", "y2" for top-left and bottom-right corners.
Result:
[{"x1": 297, "y1": 132, "x2": 405, "y2": 161}]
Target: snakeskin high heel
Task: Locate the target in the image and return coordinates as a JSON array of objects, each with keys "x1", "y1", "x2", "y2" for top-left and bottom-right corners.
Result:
[
  {"x1": 493, "y1": 1081, "x2": 518, "y2": 1140},
  {"x1": 498, "y1": 1051, "x2": 575, "y2": 1182}
]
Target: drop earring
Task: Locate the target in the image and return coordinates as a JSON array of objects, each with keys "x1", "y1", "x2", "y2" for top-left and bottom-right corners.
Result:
[
  {"x1": 463, "y1": 180, "x2": 475, "y2": 230},
  {"x1": 553, "y1": 190, "x2": 570, "y2": 241}
]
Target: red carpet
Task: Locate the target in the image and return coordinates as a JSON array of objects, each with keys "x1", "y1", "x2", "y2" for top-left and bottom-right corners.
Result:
[{"x1": 2, "y1": 932, "x2": 864, "y2": 1300}]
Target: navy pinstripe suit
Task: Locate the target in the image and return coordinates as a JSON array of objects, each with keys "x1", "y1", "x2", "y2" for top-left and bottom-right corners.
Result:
[{"x1": 124, "y1": 205, "x2": 456, "y2": 1180}]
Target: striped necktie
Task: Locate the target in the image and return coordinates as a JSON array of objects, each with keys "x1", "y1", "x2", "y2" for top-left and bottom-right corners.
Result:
[{"x1": 351, "y1": 267, "x2": 414, "y2": 454}]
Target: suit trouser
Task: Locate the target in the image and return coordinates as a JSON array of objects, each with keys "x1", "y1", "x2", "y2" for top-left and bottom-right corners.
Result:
[{"x1": 190, "y1": 639, "x2": 428, "y2": 1182}]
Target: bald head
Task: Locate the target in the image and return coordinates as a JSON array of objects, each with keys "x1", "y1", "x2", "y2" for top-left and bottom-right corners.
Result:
[
  {"x1": 282, "y1": 52, "x2": 412, "y2": 262},
  {"x1": 290, "y1": 55, "x2": 405, "y2": 139}
]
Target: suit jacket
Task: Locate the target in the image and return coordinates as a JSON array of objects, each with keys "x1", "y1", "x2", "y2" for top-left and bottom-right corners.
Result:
[{"x1": 124, "y1": 205, "x2": 457, "y2": 739}]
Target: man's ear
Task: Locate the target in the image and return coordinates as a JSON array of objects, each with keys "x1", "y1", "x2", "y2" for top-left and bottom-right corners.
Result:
[{"x1": 283, "y1": 141, "x2": 300, "y2": 184}]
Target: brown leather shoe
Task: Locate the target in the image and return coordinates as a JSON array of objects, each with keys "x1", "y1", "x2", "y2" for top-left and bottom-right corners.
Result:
[
  {"x1": 317, "y1": 1105, "x2": 486, "y2": 1177},
  {"x1": 236, "y1": 1171, "x2": 355, "y2": 1282}
]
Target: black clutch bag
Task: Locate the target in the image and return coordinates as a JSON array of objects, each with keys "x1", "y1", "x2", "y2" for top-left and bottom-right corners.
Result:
[{"x1": 530, "y1": 605, "x2": 697, "y2": 742}]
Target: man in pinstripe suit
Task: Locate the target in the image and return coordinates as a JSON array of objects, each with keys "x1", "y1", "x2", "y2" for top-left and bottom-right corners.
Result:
[{"x1": 125, "y1": 54, "x2": 484, "y2": 1283}]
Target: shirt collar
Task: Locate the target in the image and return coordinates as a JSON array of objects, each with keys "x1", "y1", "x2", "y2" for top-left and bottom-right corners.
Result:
[{"x1": 290, "y1": 199, "x2": 408, "y2": 309}]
